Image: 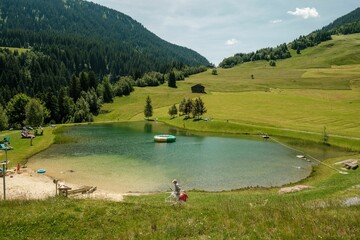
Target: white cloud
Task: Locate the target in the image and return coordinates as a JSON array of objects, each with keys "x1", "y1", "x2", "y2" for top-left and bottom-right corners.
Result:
[
  {"x1": 225, "y1": 39, "x2": 238, "y2": 46},
  {"x1": 287, "y1": 7, "x2": 319, "y2": 19},
  {"x1": 270, "y1": 19, "x2": 283, "y2": 24}
]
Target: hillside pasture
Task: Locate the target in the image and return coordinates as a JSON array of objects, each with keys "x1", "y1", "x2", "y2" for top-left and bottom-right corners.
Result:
[
  {"x1": 96, "y1": 35, "x2": 360, "y2": 147},
  {"x1": 188, "y1": 34, "x2": 360, "y2": 92},
  {"x1": 94, "y1": 84, "x2": 204, "y2": 122}
]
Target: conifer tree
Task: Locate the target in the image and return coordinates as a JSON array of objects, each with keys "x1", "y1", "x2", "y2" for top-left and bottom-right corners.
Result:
[
  {"x1": 144, "y1": 96, "x2": 153, "y2": 119},
  {"x1": 80, "y1": 72, "x2": 89, "y2": 92},
  {"x1": 70, "y1": 75, "x2": 81, "y2": 101},
  {"x1": 0, "y1": 105, "x2": 9, "y2": 131},
  {"x1": 168, "y1": 71, "x2": 177, "y2": 88},
  {"x1": 88, "y1": 71, "x2": 97, "y2": 90},
  {"x1": 102, "y1": 77, "x2": 114, "y2": 103}
]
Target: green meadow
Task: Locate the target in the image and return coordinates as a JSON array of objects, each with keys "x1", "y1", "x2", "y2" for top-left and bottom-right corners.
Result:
[
  {"x1": 1, "y1": 34, "x2": 360, "y2": 239},
  {"x1": 96, "y1": 34, "x2": 360, "y2": 150}
]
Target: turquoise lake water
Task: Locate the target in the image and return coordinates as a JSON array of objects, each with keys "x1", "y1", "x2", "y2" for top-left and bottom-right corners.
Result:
[{"x1": 29, "y1": 122, "x2": 314, "y2": 193}]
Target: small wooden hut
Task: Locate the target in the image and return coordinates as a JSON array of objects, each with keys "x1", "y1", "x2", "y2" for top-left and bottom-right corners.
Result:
[{"x1": 191, "y1": 84, "x2": 205, "y2": 93}]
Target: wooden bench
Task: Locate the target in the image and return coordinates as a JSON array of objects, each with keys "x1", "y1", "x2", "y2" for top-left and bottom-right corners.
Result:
[
  {"x1": 68, "y1": 186, "x2": 97, "y2": 195},
  {"x1": 58, "y1": 185, "x2": 97, "y2": 197}
]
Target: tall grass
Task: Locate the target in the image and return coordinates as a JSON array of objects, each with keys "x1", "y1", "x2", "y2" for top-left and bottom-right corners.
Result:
[{"x1": 1, "y1": 183, "x2": 359, "y2": 239}]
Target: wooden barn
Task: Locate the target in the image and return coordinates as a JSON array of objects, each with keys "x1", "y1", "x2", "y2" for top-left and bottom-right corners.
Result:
[{"x1": 191, "y1": 84, "x2": 205, "y2": 93}]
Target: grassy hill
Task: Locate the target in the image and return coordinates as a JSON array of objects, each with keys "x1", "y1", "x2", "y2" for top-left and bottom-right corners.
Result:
[{"x1": 96, "y1": 34, "x2": 360, "y2": 149}]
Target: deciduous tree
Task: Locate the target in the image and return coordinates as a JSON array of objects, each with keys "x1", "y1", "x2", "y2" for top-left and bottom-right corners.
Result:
[
  {"x1": 192, "y1": 97, "x2": 207, "y2": 119},
  {"x1": 168, "y1": 104, "x2": 178, "y2": 118},
  {"x1": 6, "y1": 93, "x2": 30, "y2": 128},
  {"x1": 74, "y1": 97, "x2": 93, "y2": 123},
  {"x1": 184, "y1": 98, "x2": 193, "y2": 117},
  {"x1": 179, "y1": 98, "x2": 187, "y2": 116},
  {"x1": 25, "y1": 98, "x2": 48, "y2": 127}
]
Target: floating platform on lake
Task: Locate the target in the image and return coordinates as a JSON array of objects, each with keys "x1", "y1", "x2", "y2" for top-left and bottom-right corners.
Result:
[
  {"x1": 154, "y1": 135, "x2": 176, "y2": 143},
  {"x1": 261, "y1": 134, "x2": 270, "y2": 139}
]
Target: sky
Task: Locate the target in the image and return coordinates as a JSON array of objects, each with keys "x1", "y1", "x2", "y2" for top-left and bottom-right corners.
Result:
[{"x1": 89, "y1": 0, "x2": 359, "y2": 65}]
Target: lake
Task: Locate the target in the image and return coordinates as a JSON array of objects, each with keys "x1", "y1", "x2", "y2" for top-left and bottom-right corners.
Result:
[{"x1": 29, "y1": 122, "x2": 320, "y2": 193}]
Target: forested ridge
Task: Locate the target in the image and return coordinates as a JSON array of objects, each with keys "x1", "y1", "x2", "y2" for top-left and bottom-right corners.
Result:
[
  {"x1": 220, "y1": 7, "x2": 360, "y2": 68},
  {"x1": 0, "y1": 0, "x2": 209, "y2": 128},
  {"x1": 219, "y1": 43, "x2": 291, "y2": 68},
  {"x1": 321, "y1": 8, "x2": 360, "y2": 34},
  {"x1": 290, "y1": 7, "x2": 360, "y2": 52},
  {"x1": 0, "y1": 0, "x2": 209, "y2": 76}
]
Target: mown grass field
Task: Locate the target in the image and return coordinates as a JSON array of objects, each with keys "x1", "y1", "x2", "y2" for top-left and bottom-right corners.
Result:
[
  {"x1": 1, "y1": 34, "x2": 360, "y2": 239},
  {"x1": 0, "y1": 128, "x2": 55, "y2": 167},
  {"x1": 96, "y1": 34, "x2": 360, "y2": 149}
]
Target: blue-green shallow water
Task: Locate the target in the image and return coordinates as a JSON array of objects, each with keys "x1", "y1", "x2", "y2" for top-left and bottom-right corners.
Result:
[{"x1": 29, "y1": 122, "x2": 312, "y2": 193}]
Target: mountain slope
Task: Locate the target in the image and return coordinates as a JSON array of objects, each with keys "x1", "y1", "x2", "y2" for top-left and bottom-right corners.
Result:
[
  {"x1": 322, "y1": 7, "x2": 360, "y2": 32},
  {"x1": 290, "y1": 7, "x2": 360, "y2": 51},
  {"x1": 0, "y1": 0, "x2": 209, "y2": 78},
  {"x1": 191, "y1": 34, "x2": 360, "y2": 92},
  {"x1": 220, "y1": 7, "x2": 360, "y2": 67}
]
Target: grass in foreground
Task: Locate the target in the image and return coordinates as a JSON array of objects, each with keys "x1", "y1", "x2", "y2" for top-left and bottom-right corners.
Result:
[{"x1": 0, "y1": 158, "x2": 359, "y2": 239}]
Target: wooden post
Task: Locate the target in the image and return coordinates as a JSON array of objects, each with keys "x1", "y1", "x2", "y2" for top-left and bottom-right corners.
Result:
[
  {"x1": 53, "y1": 179, "x2": 59, "y2": 196},
  {"x1": 5, "y1": 148, "x2": 8, "y2": 169},
  {"x1": 1, "y1": 162, "x2": 6, "y2": 200}
]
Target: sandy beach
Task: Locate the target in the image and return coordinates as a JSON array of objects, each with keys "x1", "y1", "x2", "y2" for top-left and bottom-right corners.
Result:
[{"x1": 0, "y1": 167, "x2": 125, "y2": 201}]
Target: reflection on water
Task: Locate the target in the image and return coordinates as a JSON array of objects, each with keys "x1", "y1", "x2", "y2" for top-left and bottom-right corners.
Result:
[
  {"x1": 28, "y1": 122, "x2": 339, "y2": 193},
  {"x1": 144, "y1": 122, "x2": 152, "y2": 133}
]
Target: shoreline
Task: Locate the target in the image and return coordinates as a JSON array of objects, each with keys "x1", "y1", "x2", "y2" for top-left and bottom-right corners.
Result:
[
  {"x1": 0, "y1": 167, "x2": 126, "y2": 201},
  {"x1": 1, "y1": 124, "x2": 356, "y2": 202},
  {"x1": 1, "y1": 158, "x2": 356, "y2": 201},
  {"x1": 0, "y1": 164, "x2": 316, "y2": 201}
]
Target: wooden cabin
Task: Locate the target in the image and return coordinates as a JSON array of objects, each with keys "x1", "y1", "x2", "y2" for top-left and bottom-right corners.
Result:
[{"x1": 191, "y1": 84, "x2": 205, "y2": 93}]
